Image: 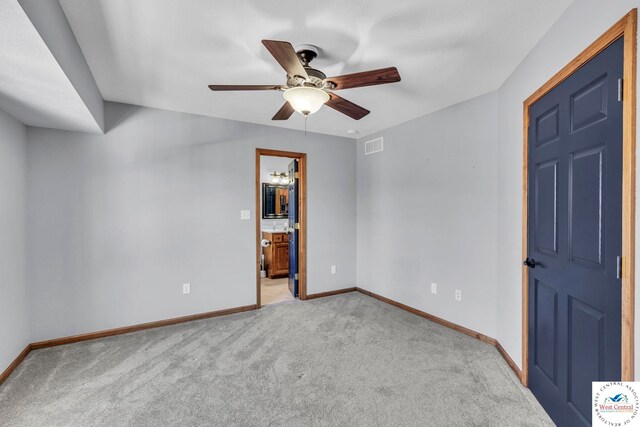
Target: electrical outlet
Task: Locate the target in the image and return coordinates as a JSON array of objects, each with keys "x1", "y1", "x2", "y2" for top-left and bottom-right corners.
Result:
[
  {"x1": 331, "y1": 265, "x2": 336, "y2": 274},
  {"x1": 183, "y1": 283, "x2": 191, "y2": 295},
  {"x1": 431, "y1": 282, "x2": 437, "y2": 294},
  {"x1": 240, "y1": 210, "x2": 251, "y2": 220},
  {"x1": 455, "y1": 290, "x2": 462, "y2": 301}
]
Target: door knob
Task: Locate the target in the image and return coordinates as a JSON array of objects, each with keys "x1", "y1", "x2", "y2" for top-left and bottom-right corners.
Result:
[{"x1": 523, "y1": 258, "x2": 536, "y2": 268}]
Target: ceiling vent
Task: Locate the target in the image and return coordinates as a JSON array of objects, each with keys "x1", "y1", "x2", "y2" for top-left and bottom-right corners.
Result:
[{"x1": 364, "y1": 137, "x2": 383, "y2": 155}]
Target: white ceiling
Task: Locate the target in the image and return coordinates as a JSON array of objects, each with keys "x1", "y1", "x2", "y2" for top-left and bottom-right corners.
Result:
[
  {"x1": 0, "y1": 0, "x2": 102, "y2": 133},
  {"x1": 59, "y1": 0, "x2": 572, "y2": 137}
]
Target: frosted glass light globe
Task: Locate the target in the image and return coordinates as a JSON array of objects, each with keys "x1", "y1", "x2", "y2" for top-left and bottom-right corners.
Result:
[{"x1": 283, "y1": 87, "x2": 330, "y2": 116}]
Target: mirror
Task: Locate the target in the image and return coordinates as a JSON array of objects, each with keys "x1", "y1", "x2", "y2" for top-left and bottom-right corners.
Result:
[{"x1": 262, "y1": 183, "x2": 289, "y2": 219}]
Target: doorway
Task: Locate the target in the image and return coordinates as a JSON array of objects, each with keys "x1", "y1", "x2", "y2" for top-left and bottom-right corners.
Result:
[
  {"x1": 522, "y1": 10, "x2": 636, "y2": 427},
  {"x1": 255, "y1": 149, "x2": 307, "y2": 307}
]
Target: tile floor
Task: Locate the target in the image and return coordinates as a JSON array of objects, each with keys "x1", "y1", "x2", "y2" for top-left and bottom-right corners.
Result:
[{"x1": 261, "y1": 276, "x2": 295, "y2": 305}]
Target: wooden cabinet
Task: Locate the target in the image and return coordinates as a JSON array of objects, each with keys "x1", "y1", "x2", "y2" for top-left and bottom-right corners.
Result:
[{"x1": 262, "y1": 231, "x2": 289, "y2": 278}]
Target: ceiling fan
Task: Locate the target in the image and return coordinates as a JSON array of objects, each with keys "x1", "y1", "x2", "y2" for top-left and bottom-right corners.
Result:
[{"x1": 208, "y1": 40, "x2": 401, "y2": 121}]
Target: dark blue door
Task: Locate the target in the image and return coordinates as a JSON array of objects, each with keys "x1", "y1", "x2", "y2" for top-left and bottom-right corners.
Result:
[
  {"x1": 288, "y1": 159, "x2": 298, "y2": 297},
  {"x1": 527, "y1": 38, "x2": 623, "y2": 426}
]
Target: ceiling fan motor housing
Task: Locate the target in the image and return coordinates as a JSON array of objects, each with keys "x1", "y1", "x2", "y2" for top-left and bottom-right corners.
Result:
[
  {"x1": 286, "y1": 44, "x2": 328, "y2": 88},
  {"x1": 287, "y1": 67, "x2": 327, "y2": 88}
]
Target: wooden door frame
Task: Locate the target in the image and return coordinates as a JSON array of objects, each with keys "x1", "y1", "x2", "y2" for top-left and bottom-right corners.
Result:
[
  {"x1": 255, "y1": 148, "x2": 307, "y2": 308},
  {"x1": 522, "y1": 9, "x2": 637, "y2": 386}
]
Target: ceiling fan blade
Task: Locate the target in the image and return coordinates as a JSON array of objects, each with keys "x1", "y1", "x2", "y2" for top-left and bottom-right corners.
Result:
[
  {"x1": 272, "y1": 102, "x2": 295, "y2": 120},
  {"x1": 324, "y1": 67, "x2": 401, "y2": 90},
  {"x1": 208, "y1": 84, "x2": 282, "y2": 91},
  {"x1": 261, "y1": 40, "x2": 309, "y2": 80},
  {"x1": 326, "y1": 93, "x2": 370, "y2": 120}
]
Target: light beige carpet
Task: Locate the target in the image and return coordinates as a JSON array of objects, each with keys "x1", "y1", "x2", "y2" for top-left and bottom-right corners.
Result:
[{"x1": 0, "y1": 292, "x2": 553, "y2": 426}]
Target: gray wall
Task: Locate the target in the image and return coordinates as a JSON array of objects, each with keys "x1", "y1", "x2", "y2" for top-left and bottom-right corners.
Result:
[
  {"x1": 0, "y1": 108, "x2": 29, "y2": 371},
  {"x1": 354, "y1": 0, "x2": 640, "y2": 374},
  {"x1": 26, "y1": 102, "x2": 356, "y2": 342},
  {"x1": 357, "y1": 92, "x2": 499, "y2": 338},
  {"x1": 495, "y1": 0, "x2": 640, "y2": 377}
]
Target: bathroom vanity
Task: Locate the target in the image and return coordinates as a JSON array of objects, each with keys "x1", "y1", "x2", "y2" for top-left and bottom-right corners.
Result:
[{"x1": 262, "y1": 231, "x2": 289, "y2": 278}]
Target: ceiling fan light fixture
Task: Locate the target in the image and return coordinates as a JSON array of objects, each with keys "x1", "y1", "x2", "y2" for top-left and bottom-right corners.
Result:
[
  {"x1": 283, "y1": 87, "x2": 329, "y2": 116},
  {"x1": 209, "y1": 40, "x2": 400, "y2": 121}
]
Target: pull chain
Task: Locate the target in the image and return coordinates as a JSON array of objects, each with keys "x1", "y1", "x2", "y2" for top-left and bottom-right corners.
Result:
[{"x1": 304, "y1": 114, "x2": 307, "y2": 136}]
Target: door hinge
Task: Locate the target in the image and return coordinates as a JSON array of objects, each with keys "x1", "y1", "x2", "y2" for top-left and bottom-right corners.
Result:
[
  {"x1": 294, "y1": 223, "x2": 300, "y2": 230},
  {"x1": 294, "y1": 273, "x2": 299, "y2": 280},
  {"x1": 617, "y1": 256, "x2": 623, "y2": 279},
  {"x1": 618, "y1": 78, "x2": 623, "y2": 102},
  {"x1": 294, "y1": 172, "x2": 300, "y2": 179}
]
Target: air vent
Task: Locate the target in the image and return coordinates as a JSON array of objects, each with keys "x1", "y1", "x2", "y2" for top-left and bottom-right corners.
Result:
[{"x1": 364, "y1": 137, "x2": 383, "y2": 155}]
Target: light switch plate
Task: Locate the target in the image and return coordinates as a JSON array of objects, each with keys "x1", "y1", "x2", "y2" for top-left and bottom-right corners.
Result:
[
  {"x1": 331, "y1": 265, "x2": 336, "y2": 274},
  {"x1": 431, "y1": 283, "x2": 437, "y2": 294},
  {"x1": 183, "y1": 283, "x2": 191, "y2": 295},
  {"x1": 240, "y1": 210, "x2": 251, "y2": 220}
]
